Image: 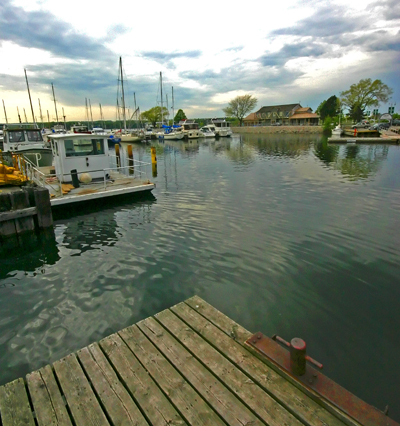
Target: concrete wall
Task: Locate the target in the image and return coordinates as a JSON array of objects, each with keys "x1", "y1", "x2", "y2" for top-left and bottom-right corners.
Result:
[{"x1": 232, "y1": 126, "x2": 323, "y2": 134}]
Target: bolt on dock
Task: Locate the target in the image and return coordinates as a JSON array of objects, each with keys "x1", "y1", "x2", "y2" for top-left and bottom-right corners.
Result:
[{"x1": 0, "y1": 296, "x2": 397, "y2": 426}]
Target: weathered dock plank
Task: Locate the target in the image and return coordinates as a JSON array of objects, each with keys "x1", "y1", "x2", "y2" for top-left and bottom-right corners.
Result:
[
  {"x1": 183, "y1": 296, "x2": 356, "y2": 426},
  {"x1": 155, "y1": 307, "x2": 303, "y2": 426},
  {"x1": 26, "y1": 365, "x2": 72, "y2": 426},
  {"x1": 137, "y1": 317, "x2": 264, "y2": 426},
  {"x1": 77, "y1": 343, "x2": 148, "y2": 426},
  {"x1": 100, "y1": 333, "x2": 186, "y2": 426},
  {"x1": 0, "y1": 378, "x2": 35, "y2": 426},
  {"x1": 53, "y1": 354, "x2": 110, "y2": 426},
  {"x1": 0, "y1": 296, "x2": 398, "y2": 426},
  {"x1": 119, "y1": 324, "x2": 225, "y2": 426}
]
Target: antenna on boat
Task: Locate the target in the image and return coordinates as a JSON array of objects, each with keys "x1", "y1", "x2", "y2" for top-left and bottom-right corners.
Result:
[
  {"x1": 119, "y1": 57, "x2": 127, "y2": 133},
  {"x1": 24, "y1": 69, "x2": 37, "y2": 127},
  {"x1": 89, "y1": 99, "x2": 94, "y2": 129},
  {"x1": 51, "y1": 83, "x2": 59, "y2": 124},
  {"x1": 2, "y1": 99, "x2": 8, "y2": 124},
  {"x1": 160, "y1": 72, "x2": 163, "y2": 125},
  {"x1": 38, "y1": 99, "x2": 44, "y2": 128},
  {"x1": 172, "y1": 86, "x2": 174, "y2": 125},
  {"x1": 85, "y1": 98, "x2": 90, "y2": 129},
  {"x1": 62, "y1": 107, "x2": 66, "y2": 129}
]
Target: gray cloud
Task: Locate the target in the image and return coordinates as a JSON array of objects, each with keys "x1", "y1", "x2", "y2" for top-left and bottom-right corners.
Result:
[
  {"x1": 141, "y1": 50, "x2": 202, "y2": 63},
  {"x1": 369, "y1": 0, "x2": 400, "y2": 20},
  {"x1": 259, "y1": 42, "x2": 329, "y2": 67},
  {"x1": 0, "y1": 0, "x2": 114, "y2": 60}
]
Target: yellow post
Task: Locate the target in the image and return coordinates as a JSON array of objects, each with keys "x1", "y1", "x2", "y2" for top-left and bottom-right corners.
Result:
[
  {"x1": 151, "y1": 146, "x2": 157, "y2": 164},
  {"x1": 127, "y1": 144, "x2": 134, "y2": 175},
  {"x1": 115, "y1": 144, "x2": 120, "y2": 168}
]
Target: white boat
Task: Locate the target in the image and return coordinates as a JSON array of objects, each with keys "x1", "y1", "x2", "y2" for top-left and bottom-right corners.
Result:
[
  {"x1": 0, "y1": 129, "x2": 3, "y2": 150},
  {"x1": 159, "y1": 125, "x2": 185, "y2": 140},
  {"x1": 199, "y1": 126, "x2": 216, "y2": 138},
  {"x1": 71, "y1": 124, "x2": 91, "y2": 134},
  {"x1": 2, "y1": 124, "x2": 53, "y2": 167},
  {"x1": 179, "y1": 120, "x2": 201, "y2": 139},
  {"x1": 332, "y1": 125, "x2": 343, "y2": 136},
  {"x1": 25, "y1": 132, "x2": 154, "y2": 206},
  {"x1": 210, "y1": 119, "x2": 232, "y2": 137}
]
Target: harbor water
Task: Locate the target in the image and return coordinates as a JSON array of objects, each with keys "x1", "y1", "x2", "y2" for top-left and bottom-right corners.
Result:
[{"x1": 1, "y1": 133, "x2": 399, "y2": 421}]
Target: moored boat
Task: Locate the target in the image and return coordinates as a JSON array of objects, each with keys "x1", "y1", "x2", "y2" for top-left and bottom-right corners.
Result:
[
  {"x1": 25, "y1": 132, "x2": 154, "y2": 206},
  {"x1": 209, "y1": 118, "x2": 232, "y2": 137},
  {"x1": 2, "y1": 124, "x2": 53, "y2": 167}
]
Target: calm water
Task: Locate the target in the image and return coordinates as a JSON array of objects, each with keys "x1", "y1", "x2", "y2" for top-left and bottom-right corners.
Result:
[{"x1": 1, "y1": 133, "x2": 399, "y2": 421}]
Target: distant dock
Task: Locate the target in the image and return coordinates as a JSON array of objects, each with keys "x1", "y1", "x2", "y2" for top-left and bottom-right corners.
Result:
[{"x1": 0, "y1": 296, "x2": 398, "y2": 426}]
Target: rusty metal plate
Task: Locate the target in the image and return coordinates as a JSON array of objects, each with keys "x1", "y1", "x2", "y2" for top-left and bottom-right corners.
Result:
[{"x1": 245, "y1": 332, "x2": 398, "y2": 426}]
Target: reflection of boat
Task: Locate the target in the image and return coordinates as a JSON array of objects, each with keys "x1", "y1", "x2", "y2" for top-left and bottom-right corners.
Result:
[
  {"x1": 26, "y1": 132, "x2": 154, "y2": 206},
  {"x1": 199, "y1": 126, "x2": 216, "y2": 138},
  {"x1": 2, "y1": 124, "x2": 53, "y2": 167}
]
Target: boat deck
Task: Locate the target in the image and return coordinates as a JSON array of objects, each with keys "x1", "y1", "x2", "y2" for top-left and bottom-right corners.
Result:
[
  {"x1": 34, "y1": 167, "x2": 155, "y2": 206},
  {"x1": 0, "y1": 296, "x2": 397, "y2": 426}
]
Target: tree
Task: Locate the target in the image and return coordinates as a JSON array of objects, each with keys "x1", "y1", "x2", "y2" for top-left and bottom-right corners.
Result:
[
  {"x1": 222, "y1": 94, "x2": 257, "y2": 127},
  {"x1": 317, "y1": 95, "x2": 340, "y2": 121},
  {"x1": 174, "y1": 109, "x2": 187, "y2": 123},
  {"x1": 141, "y1": 106, "x2": 169, "y2": 126},
  {"x1": 349, "y1": 104, "x2": 365, "y2": 122},
  {"x1": 340, "y1": 78, "x2": 393, "y2": 112}
]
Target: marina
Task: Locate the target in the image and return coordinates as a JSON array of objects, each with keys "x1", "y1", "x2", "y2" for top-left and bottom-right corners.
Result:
[
  {"x1": 0, "y1": 295, "x2": 397, "y2": 426},
  {"x1": 1, "y1": 134, "x2": 400, "y2": 423}
]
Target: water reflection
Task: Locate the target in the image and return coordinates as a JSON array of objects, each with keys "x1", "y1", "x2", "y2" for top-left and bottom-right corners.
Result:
[{"x1": 314, "y1": 141, "x2": 389, "y2": 180}]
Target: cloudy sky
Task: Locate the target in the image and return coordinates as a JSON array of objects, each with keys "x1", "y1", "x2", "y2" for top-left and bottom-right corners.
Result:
[{"x1": 0, "y1": 0, "x2": 399, "y2": 122}]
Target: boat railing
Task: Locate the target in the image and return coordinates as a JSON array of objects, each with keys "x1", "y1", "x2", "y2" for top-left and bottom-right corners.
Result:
[{"x1": 24, "y1": 159, "x2": 62, "y2": 196}]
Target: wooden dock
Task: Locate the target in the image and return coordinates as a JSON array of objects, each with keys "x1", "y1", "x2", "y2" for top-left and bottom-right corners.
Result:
[{"x1": 0, "y1": 296, "x2": 398, "y2": 426}]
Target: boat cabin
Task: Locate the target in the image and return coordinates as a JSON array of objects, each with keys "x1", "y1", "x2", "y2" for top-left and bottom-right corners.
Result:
[
  {"x1": 71, "y1": 124, "x2": 91, "y2": 133},
  {"x1": 179, "y1": 120, "x2": 199, "y2": 131},
  {"x1": 47, "y1": 133, "x2": 110, "y2": 183},
  {"x1": 2, "y1": 124, "x2": 45, "y2": 152},
  {"x1": 210, "y1": 118, "x2": 231, "y2": 128}
]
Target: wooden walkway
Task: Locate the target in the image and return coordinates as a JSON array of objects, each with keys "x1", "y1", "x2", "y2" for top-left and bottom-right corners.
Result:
[{"x1": 0, "y1": 296, "x2": 397, "y2": 426}]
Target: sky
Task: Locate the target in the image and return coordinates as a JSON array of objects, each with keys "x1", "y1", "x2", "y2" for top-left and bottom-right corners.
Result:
[{"x1": 0, "y1": 0, "x2": 399, "y2": 122}]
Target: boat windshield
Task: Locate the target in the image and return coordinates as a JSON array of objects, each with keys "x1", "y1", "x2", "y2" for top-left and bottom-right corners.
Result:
[
  {"x1": 26, "y1": 130, "x2": 42, "y2": 142},
  {"x1": 8, "y1": 131, "x2": 25, "y2": 142},
  {"x1": 64, "y1": 139, "x2": 105, "y2": 157}
]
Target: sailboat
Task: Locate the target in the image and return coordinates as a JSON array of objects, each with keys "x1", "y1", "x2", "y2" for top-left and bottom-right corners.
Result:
[
  {"x1": 115, "y1": 57, "x2": 145, "y2": 143},
  {"x1": 332, "y1": 102, "x2": 343, "y2": 136}
]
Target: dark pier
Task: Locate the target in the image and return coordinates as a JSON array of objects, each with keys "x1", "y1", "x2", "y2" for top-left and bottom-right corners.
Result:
[{"x1": 0, "y1": 296, "x2": 397, "y2": 426}]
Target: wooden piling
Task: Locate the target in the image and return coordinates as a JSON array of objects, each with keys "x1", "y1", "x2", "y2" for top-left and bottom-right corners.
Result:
[{"x1": 10, "y1": 190, "x2": 35, "y2": 234}]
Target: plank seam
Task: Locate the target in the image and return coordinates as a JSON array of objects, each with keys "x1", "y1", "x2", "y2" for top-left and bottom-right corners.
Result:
[
  {"x1": 153, "y1": 309, "x2": 277, "y2": 426},
  {"x1": 116, "y1": 325, "x2": 198, "y2": 426},
  {"x1": 50, "y1": 363, "x2": 78, "y2": 426},
  {"x1": 97, "y1": 333, "x2": 156, "y2": 426},
  {"x1": 175, "y1": 302, "x2": 326, "y2": 426},
  {"x1": 75, "y1": 351, "x2": 115, "y2": 426},
  {"x1": 22, "y1": 377, "x2": 38, "y2": 425},
  {"x1": 137, "y1": 314, "x2": 258, "y2": 426}
]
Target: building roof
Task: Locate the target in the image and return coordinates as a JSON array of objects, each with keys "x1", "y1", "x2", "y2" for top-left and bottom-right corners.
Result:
[
  {"x1": 244, "y1": 113, "x2": 257, "y2": 121},
  {"x1": 256, "y1": 104, "x2": 301, "y2": 114},
  {"x1": 289, "y1": 113, "x2": 319, "y2": 119},
  {"x1": 295, "y1": 107, "x2": 312, "y2": 113}
]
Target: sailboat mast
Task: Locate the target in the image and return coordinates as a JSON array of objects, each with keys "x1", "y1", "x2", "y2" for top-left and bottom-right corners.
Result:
[
  {"x1": 85, "y1": 98, "x2": 90, "y2": 129},
  {"x1": 62, "y1": 107, "x2": 66, "y2": 129},
  {"x1": 23, "y1": 108, "x2": 28, "y2": 123},
  {"x1": 99, "y1": 103, "x2": 105, "y2": 129},
  {"x1": 24, "y1": 69, "x2": 36, "y2": 126},
  {"x1": 120, "y1": 57, "x2": 127, "y2": 132},
  {"x1": 2, "y1": 99, "x2": 8, "y2": 124},
  {"x1": 17, "y1": 107, "x2": 22, "y2": 123},
  {"x1": 47, "y1": 110, "x2": 50, "y2": 124},
  {"x1": 38, "y1": 99, "x2": 44, "y2": 128},
  {"x1": 160, "y1": 72, "x2": 163, "y2": 125},
  {"x1": 89, "y1": 99, "x2": 93, "y2": 129},
  {"x1": 172, "y1": 86, "x2": 174, "y2": 125},
  {"x1": 51, "y1": 83, "x2": 59, "y2": 124}
]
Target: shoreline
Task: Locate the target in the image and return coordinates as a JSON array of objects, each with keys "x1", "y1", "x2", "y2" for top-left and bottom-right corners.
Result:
[{"x1": 232, "y1": 125, "x2": 323, "y2": 134}]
